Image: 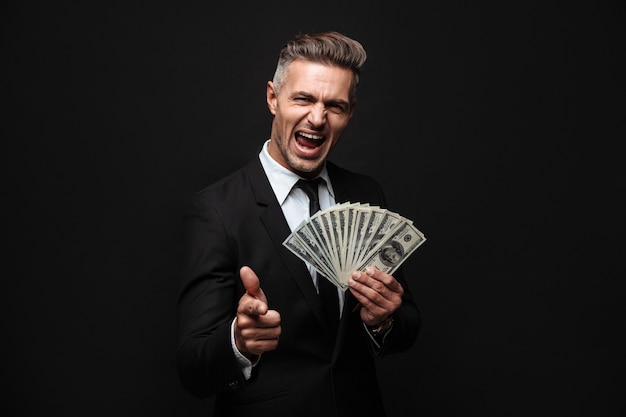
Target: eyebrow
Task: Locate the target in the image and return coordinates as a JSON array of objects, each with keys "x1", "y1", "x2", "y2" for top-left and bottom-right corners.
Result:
[{"x1": 292, "y1": 91, "x2": 350, "y2": 106}]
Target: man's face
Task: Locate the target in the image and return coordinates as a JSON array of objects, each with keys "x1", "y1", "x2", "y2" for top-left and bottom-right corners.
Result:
[{"x1": 266, "y1": 60, "x2": 355, "y2": 178}]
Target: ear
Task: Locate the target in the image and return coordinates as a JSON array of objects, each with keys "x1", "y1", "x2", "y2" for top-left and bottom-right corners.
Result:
[{"x1": 266, "y1": 81, "x2": 277, "y2": 115}]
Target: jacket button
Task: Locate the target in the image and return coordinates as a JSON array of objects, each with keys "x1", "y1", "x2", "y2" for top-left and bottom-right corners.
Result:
[{"x1": 228, "y1": 381, "x2": 240, "y2": 390}]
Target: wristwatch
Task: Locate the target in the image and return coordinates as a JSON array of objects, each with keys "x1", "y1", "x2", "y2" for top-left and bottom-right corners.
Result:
[{"x1": 370, "y1": 315, "x2": 394, "y2": 337}]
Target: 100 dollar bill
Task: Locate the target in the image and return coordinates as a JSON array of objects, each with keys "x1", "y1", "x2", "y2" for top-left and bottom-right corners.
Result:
[
  {"x1": 283, "y1": 202, "x2": 426, "y2": 289},
  {"x1": 355, "y1": 221, "x2": 426, "y2": 276}
]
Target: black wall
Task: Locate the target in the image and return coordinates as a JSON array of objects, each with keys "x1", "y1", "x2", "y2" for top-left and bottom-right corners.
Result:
[{"x1": 2, "y1": 1, "x2": 625, "y2": 416}]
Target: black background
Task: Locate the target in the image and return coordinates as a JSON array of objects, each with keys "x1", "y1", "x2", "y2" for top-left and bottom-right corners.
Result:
[{"x1": 2, "y1": 1, "x2": 625, "y2": 416}]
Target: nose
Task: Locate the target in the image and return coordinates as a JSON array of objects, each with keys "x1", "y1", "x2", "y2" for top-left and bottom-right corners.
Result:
[{"x1": 307, "y1": 103, "x2": 326, "y2": 127}]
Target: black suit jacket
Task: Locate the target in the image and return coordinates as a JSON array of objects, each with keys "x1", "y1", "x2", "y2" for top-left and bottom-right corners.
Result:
[{"x1": 177, "y1": 154, "x2": 421, "y2": 417}]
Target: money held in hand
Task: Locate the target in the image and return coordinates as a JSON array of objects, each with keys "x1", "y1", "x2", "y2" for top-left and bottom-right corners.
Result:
[{"x1": 283, "y1": 203, "x2": 426, "y2": 289}]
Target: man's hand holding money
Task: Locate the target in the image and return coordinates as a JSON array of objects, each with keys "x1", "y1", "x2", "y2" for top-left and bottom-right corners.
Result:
[{"x1": 348, "y1": 267, "x2": 403, "y2": 327}]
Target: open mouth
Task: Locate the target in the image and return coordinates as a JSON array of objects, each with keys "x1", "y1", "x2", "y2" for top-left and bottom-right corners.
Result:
[{"x1": 295, "y1": 132, "x2": 326, "y2": 149}]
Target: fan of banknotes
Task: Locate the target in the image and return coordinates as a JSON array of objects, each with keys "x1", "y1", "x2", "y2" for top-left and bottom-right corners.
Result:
[{"x1": 283, "y1": 202, "x2": 426, "y2": 289}]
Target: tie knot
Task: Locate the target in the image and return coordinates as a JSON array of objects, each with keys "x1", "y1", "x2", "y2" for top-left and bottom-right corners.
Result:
[{"x1": 296, "y1": 177, "x2": 323, "y2": 196}]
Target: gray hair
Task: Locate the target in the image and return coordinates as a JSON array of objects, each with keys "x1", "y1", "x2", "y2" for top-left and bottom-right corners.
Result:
[{"x1": 271, "y1": 31, "x2": 367, "y2": 102}]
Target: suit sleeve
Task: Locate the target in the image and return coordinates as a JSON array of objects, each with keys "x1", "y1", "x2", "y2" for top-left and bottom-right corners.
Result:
[
  {"x1": 176, "y1": 192, "x2": 248, "y2": 398},
  {"x1": 370, "y1": 265, "x2": 421, "y2": 355}
]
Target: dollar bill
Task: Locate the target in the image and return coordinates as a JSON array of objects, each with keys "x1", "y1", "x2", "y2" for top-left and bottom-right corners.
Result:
[
  {"x1": 355, "y1": 221, "x2": 426, "y2": 276},
  {"x1": 282, "y1": 202, "x2": 426, "y2": 289}
]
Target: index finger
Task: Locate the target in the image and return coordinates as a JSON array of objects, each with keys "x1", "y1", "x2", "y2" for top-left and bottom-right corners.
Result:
[{"x1": 238, "y1": 292, "x2": 268, "y2": 316}]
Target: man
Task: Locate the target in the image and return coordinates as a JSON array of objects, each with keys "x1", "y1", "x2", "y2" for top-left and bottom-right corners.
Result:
[{"x1": 177, "y1": 31, "x2": 421, "y2": 417}]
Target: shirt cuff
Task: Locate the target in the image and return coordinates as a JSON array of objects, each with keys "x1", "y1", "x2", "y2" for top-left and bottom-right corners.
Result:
[{"x1": 230, "y1": 318, "x2": 260, "y2": 379}]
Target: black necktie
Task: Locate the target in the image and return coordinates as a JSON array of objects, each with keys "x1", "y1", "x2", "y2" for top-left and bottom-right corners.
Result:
[{"x1": 295, "y1": 178, "x2": 340, "y2": 336}]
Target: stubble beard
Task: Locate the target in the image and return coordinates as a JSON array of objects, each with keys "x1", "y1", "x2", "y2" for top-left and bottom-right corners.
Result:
[{"x1": 286, "y1": 151, "x2": 322, "y2": 176}]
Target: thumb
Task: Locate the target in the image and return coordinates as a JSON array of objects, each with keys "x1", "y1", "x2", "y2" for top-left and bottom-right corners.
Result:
[{"x1": 240, "y1": 266, "x2": 266, "y2": 302}]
